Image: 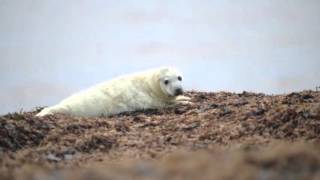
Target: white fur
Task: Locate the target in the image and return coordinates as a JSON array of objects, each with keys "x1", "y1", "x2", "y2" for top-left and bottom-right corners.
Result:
[{"x1": 36, "y1": 67, "x2": 191, "y2": 117}]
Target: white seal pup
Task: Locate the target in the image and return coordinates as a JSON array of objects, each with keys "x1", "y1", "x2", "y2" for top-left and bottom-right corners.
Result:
[{"x1": 36, "y1": 67, "x2": 191, "y2": 117}]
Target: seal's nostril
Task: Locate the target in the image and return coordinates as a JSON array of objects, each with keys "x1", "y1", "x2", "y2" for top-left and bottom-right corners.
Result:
[{"x1": 175, "y1": 88, "x2": 183, "y2": 96}]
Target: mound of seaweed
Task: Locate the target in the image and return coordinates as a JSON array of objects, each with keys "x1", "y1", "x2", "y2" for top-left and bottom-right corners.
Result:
[{"x1": 1, "y1": 91, "x2": 320, "y2": 180}]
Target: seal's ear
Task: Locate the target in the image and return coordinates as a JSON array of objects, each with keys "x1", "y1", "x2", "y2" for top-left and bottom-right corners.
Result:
[{"x1": 151, "y1": 72, "x2": 162, "y2": 86}]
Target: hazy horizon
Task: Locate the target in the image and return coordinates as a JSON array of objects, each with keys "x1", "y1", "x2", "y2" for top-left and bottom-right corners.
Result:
[{"x1": 1, "y1": 0, "x2": 320, "y2": 114}]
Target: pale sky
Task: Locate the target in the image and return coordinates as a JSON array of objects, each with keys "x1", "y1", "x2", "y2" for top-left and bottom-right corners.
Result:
[{"x1": 1, "y1": 0, "x2": 320, "y2": 114}]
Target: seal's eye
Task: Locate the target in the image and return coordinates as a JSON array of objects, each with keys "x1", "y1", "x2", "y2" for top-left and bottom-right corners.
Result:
[
  {"x1": 177, "y1": 76, "x2": 182, "y2": 81},
  {"x1": 164, "y1": 80, "x2": 169, "y2": 85}
]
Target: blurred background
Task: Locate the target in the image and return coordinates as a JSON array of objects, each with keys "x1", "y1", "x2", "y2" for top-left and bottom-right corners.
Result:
[{"x1": 0, "y1": 0, "x2": 320, "y2": 114}]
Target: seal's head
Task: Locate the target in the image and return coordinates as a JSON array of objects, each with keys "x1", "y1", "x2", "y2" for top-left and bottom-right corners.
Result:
[{"x1": 158, "y1": 67, "x2": 184, "y2": 97}]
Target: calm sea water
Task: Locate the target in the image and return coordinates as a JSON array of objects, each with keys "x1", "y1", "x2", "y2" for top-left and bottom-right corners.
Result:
[{"x1": 1, "y1": 0, "x2": 319, "y2": 114}]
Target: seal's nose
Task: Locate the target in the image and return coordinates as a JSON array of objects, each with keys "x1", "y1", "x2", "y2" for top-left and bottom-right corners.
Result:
[{"x1": 174, "y1": 88, "x2": 183, "y2": 96}]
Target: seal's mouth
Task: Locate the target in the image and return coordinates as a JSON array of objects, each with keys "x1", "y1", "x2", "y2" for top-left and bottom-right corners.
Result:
[{"x1": 174, "y1": 88, "x2": 183, "y2": 96}]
